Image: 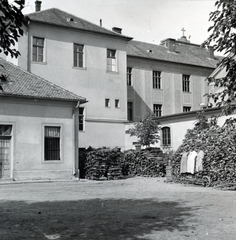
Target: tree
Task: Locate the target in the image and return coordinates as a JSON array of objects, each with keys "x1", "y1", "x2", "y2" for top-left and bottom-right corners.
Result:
[
  {"x1": 0, "y1": 0, "x2": 28, "y2": 58},
  {"x1": 125, "y1": 111, "x2": 160, "y2": 147},
  {"x1": 203, "y1": 0, "x2": 236, "y2": 115}
]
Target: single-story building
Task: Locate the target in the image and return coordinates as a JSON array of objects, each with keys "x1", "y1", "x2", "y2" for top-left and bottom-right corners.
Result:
[{"x1": 0, "y1": 58, "x2": 87, "y2": 181}]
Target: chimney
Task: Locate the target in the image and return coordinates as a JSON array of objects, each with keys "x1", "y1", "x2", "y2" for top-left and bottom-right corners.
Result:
[
  {"x1": 112, "y1": 27, "x2": 122, "y2": 34},
  {"x1": 100, "y1": 19, "x2": 102, "y2": 27},
  {"x1": 208, "y1": 46, "x2": 214, "y2": 59},
  {"x1": 161, "y1": 38, "x2": 176, "y2": 52},
  {"x1": 35, "y1": 0, "x2": 42, "y2": 12}
]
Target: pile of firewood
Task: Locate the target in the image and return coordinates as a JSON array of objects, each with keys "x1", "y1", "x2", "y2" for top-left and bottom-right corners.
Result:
[
  {"x1": 84, "y1": 147, "x2": 123, "y2": 180},
  {"x1": 82, "y1": 147, "x2": 166, "y2": 180},
  {"x1": 124, "y1": 148, "x2": 166, "y2": 177},
  {"x1": 171, "y1": 119, "x2": 236, "y2": 187}
]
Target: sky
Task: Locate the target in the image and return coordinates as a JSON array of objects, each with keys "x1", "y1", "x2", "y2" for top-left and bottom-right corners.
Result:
[{"x1": 20, "y1": 0, "x2": 216, "y2": 46}]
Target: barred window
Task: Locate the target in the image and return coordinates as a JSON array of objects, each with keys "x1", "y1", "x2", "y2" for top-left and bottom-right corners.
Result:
[{"x1": 44, "y1": 126, "x2": 60, "y2": 161}]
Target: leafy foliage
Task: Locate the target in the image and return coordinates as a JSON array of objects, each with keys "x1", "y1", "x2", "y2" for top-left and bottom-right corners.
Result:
[
  {"x1": 171, "y1": 111, "x2": 236, "y2": 186},
  {"x1": 0, "y1": 0, "x2": 28, "y2": 58},
  {"x1": 126, "y1": 111, "x2": 160, "y2": 147},
  {"x1": 203, "y1": 0, "x2": 236, "y2": 114}
]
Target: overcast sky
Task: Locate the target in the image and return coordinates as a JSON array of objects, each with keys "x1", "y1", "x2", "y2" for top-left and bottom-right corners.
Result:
[{"x1": 21, "y1": 0, "x2": 216, "y2": 46}]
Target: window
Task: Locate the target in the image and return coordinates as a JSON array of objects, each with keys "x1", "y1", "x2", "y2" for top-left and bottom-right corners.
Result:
[
  {"x1": 107, "y1": 49, "x2": 117, "y2": 72},
  {"x1": 33, "y1": 37, "x2": 44, "y2": 62},
  {"x1": 183, "y1": 106, "x2": 191, "y2": 112},
  {"x1": 153, "y1": 104, "x2": 162, "y2": 117},
  {"x1": 127, "y1": 67, "x2": 132, "y2": 86},
  {"x1": 162, "y1": 127, "x2": 171, "y2": 146},
  {"x1": 105, "y1": 98, "x2": 110, "y2": 107},
  {"x1": 127, "y1": 102, "x2": 133, "y2": 121},
  {"x1": 115, "y1": 99, "x2": 120, "y2": 108},
  {"x1": 79, "y1": 107, "x2": 85, "y2": 131},
  {"x1": 153, "y1": 71, "x2": 161, "y2": 89},
  {"x1": 182, "y1": 75, "x2": 190, "y2": 92},
  {"x1": 44, "y1": 126, "x2": 60, "y2": 161},
  {"x1": 74, "y1": 44, "x2": 84, "y2": 68}
]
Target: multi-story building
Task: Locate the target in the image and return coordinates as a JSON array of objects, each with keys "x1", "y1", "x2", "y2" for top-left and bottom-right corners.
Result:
[
  {"x1": 16, "y1": 3, "x2": 221, "y2": 151},
  {"x1": 17, "y1": 7, "x2": 132, "y2": 150},
  {"x1": 125, "y1": 37, "x2": 220, "y2": 149}
]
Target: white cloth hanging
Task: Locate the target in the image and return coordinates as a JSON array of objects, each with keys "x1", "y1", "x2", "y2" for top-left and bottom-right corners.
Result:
[
  {"x1": 196, "y1": 150, "x2": 204, "y2": 172},
  {"x1": 187, "y1": 151, "x2": 198, "y2": 174},
  {"x1": 180, "y1": 152, "x2": 189, "y2": 173}
]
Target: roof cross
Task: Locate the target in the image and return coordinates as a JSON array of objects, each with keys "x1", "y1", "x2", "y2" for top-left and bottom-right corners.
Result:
[{"x1": 181, "y1": 28, "x2": 186, "y2": 37}]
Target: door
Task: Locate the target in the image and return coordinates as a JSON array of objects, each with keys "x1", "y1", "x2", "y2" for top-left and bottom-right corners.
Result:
[
  {"x1": 0, "y1": 138, "x2": 11, "y2": 179},
  {"x1": 0, "y1": 125, "x2": 12, "y2": 179}
]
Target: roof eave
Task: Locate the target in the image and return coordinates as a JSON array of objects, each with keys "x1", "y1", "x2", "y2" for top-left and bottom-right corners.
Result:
[
  {"x1": 0, "y1": 93, "x2": 87, "y2": 103},
  {"x1": 127, "y1": 54, "x2": 217, "y2": 69}
]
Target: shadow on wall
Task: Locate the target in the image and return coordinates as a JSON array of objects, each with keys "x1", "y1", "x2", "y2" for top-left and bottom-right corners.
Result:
[
  {"x1": 128, "y1": 87, "x2": 152, "y2": 122},
  {"x1": 0, "y1": 198, "x2": 196, "y2": 239}
]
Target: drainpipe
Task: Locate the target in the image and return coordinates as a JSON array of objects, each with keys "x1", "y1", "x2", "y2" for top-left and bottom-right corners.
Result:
[{"x1": 74, "y1": 100, "x2": 80, "y2": 178}]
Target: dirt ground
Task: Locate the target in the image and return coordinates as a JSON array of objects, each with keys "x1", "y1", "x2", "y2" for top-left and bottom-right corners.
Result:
[{"x1": 0, "y1": 177, "x2": 235, "y2": 240}]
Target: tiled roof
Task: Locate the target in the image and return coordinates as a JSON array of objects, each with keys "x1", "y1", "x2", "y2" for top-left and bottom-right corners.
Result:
[
  {"x1": 127, "y1": 40, "x2": 221, "y2": 68},
  {"x1": 27, "y1": 8, "x2": 132, "y2": 41},
  {"x1": 0, "y1": 58, "x2": 87, "y2": 102}
]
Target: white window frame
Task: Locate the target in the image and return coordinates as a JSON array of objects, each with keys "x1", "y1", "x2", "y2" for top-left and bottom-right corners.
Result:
[
  {"x1": 153, "y1": 71, "x2": 161, "y2": 89},
  {"x1": 105, "y1": 98, "x2": 110, "y2": 108},
  {"x1": 79, "y1": 107, "x2": 85, "y2": 131},
  {"x1": 127, "y1": 67, "x2": 132, "y2": 86},
  {"x1": 73, "y1": 43, "x2": 85, "y2": 68},
  {"x1": 107, "y1": 49, "x2": 117, "y2": 72},
  {"x1": 115, "y1": 99, "x2": 120, "y2": 108},
  {"x1": 32, "y1": 36, "x2": 46, "y2": 63},
  {"x1": 161, "y1": 126, "x2": 171, "y2": 146},
  {"x1": 153, "y1": 104, "x2": 162, "y2": 117},
  {"x1": 183, "y1": 74, "x2": 190, "y2": 92},
  {"x1": 183, "y1": 106, "x2": 191, "y2": 112}
]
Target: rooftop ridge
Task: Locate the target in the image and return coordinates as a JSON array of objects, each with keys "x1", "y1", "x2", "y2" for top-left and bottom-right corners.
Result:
[{"x1": 26, "y1": 8, "x2": 132, "y2": 41}]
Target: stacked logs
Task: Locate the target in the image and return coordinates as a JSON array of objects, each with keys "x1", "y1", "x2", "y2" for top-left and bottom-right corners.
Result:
[
  {"x1": 171, "y1": 122, "x2": 236, "y2": 187},
  {"x1": 84, "y1": 147, "x2": 123, "y2": 180},
  {"x1": 82, "y1": 147, "x2": 166, "y2": 180},
  {"x1": 124, "y1": 148, "x2": 166, "y2": 177}
]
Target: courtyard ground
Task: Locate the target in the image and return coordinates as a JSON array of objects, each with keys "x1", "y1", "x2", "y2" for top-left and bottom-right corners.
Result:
[{"x1": 0, "y1": 177, "x2": 235, "y2": 240}]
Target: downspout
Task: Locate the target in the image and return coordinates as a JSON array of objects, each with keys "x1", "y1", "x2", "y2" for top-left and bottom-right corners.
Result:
[
  {"x1": 73, "y1": 100, "x2": 80, "y2": 178},
  {"x1": 27, "y1": 21, "x2": 31, "y2": 72}
]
